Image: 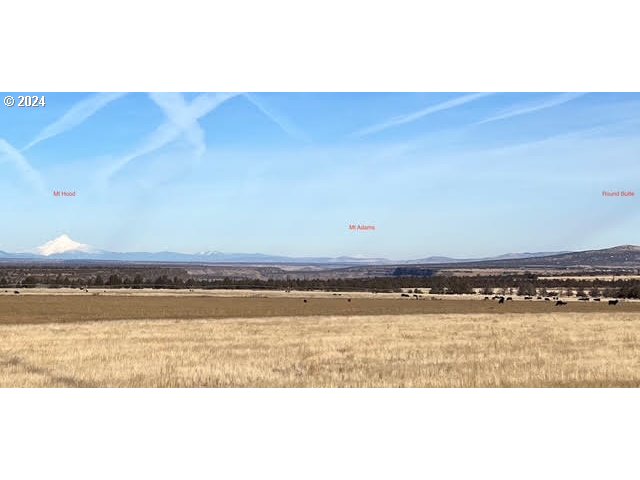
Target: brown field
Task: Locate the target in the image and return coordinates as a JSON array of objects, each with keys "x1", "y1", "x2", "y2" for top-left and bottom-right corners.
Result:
[
  {"x1": 1, "y1": 294, "x2": 639, "y2": 325},
  {"x1": 1, "y1": 294, "x2": 640, "y2": 387}
]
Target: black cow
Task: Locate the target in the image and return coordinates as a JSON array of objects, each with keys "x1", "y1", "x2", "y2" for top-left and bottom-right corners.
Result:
[
  {"x1": 484, "y1": 296, "x2": 490, "y2": 300},
  {"x1": 401, "y1": 293, "x2": 410, "y2": 297},
  {"x1": 506, "y1": 297, "x2": 513, "y2": 301},
  {"x1": 593, "y1": 298, "x2": 601, "y2": 302},
  {"x1": 608, "y1": 299, "x2": 619, "y2": 305},
  {"x1": 498, "y1": 297, "x2": 505, "y2": 304},
  {"x1": 544, "y1": 297, "x2": 550, "y2": 301},
  {"x1": 578, "y1": 297, "x2": 590, "y2": 301},
  {"x1": 555, "y1": 300, "x2": 568, "y2": 306},
  {"x1": 13, "y1": 290, "x2": 20, "y2": 295},
  {"x1": 536, "y1": 296, "x2": 542, "y2": 300},
  {"x1": 303, "y1": 299, "x2": 308, "y2": 303},
  {"x1": 524, "y1": 296, "x2": 533, "y2": 300},
  {"x1": 347, "y1": 298, "x2": 351, "y2": 302}
]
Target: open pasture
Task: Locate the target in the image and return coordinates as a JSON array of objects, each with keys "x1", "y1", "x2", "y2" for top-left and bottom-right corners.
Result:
[{"x1": 1, "y1": 294, "x2": 639, "y2": 387}]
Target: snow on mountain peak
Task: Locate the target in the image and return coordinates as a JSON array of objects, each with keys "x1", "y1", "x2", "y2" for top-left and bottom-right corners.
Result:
[{"x1": 37, "y1": 234, "x2": 93, "y2": 256}]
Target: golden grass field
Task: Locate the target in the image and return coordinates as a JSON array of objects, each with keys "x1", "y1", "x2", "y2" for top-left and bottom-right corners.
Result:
[{"x1": 1, "y1": 294, "x2": 640, "y2": 387}]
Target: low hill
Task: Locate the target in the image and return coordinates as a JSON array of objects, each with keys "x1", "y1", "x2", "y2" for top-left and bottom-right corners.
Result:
[{"x1": 403, "y1": 245, "x2": 640, "y2": 269}]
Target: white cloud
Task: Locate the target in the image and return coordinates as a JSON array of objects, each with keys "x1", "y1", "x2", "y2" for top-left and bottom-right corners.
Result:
[
  {"x1": 24, "y1": 92, "x2": 127, "y2": 150},
  {"x1": 243, "y1": 93, "x2": 310, "y2": 142},
  {"x1": 477, "y1": 92, "x2": 587, "y2": 124},
  {"x1": 351, "y1": 93, "x2": 493, "y2": 137},
  {"x1": 0, "y1": 138, "x2": 45, "y2": 192}
]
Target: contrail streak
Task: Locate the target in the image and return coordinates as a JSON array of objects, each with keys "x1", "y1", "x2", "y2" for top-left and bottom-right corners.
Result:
[
  {"x1": 244, "y1": 93, "x2": 310, "y2": 142},
  {"x1": 24, "y1": 92, "x2": 127, "y2": 151},
  {"x1": 0, "y1": 138, "x2": 45, "y2": 192},
  {"x1": 477, "y1": 92, "x2": 587, "y2": 124},
  {"x1": 352, "y1": 93, "x2": 493, "y2": 137},
  {"x1": 104, "y1": 92, "x2": 240, "y2": 180}
]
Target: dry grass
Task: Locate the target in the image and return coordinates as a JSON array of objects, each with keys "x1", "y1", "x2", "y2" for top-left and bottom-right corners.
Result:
[{"x1": 1, "y1": 312, "x2": 640, "y2": 387}]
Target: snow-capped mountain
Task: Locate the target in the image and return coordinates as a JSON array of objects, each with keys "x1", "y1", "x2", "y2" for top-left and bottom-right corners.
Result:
[{"x1": 36, "y1": 234, "x2": 94, "y2": 256}]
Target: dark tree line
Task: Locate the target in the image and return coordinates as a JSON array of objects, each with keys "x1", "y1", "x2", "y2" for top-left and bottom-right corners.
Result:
[{"x1": 3, "y1": 272, "x2": 640, "y2": 298}]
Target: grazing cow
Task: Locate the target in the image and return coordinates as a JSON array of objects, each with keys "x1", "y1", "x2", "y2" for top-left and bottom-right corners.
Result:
[
  {"x1": 484, "y1": 296, "x2": 490, "y2": 300},
  {"x1": 608, "y1": 299, "x2": 619, "y2": 305},
  {"x1": 498, "y1": 297, "x2": 505, "y2": 304},
  {"x1": 555, "y1": 300, "x2": 568, "y2": 306},
  {"x1": 544, "y1": 297, "x2": 550, "y2": 301},
  {"x1": 303, "y1": 299, "x2": 307, "y2": 303},
  {"x1": 13, "y1": 290, "x2": 20, "y2": 295},
  {"x1": 536, "y1": 296, "x2": 542, "y2": 300},
  {"x1": 506, "y1": 297, "x2": 513, "y2": 301},
  {"x1": 578, "y1": 297, "x2": 590, "y2": 301},
  {"x1": 593, "y1": 298, "x2": 601, "y2": 302},
  {"x1": 524, "y1": 296, "x2": 532, "y2": 300},
  {"x1": 401, "y1": 293, "x2": 410, "y2": 297}
]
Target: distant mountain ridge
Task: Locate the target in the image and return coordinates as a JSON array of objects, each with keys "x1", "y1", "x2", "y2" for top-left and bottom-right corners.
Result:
[
  {"x1": 497, "y1": 244, "x2": 640, "y2": 268},
  {"x1": 411, "y1": 251, "x2": 570, "y2": 264},
  {"x1": 0, "y1": 236, "x2": 393, "y2": 264},
  {"x1": 0, "y1": 235, "x2": 638, "y2": 267},
  {"x1": 405, "y1": 245, "x2": 640, "y2": 268}
]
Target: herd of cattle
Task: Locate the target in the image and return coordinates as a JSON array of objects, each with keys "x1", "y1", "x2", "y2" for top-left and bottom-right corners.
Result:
[
  {"x1": 397, "y1": 292, "x2": 622, "y2": 306},
  {"x1": 483, "y1": 295, "x2": 620, "y2": 306}
]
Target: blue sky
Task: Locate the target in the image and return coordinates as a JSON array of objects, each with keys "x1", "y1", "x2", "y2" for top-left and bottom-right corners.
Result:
[{"x1": 1, "y1": 92, "x2": 639, "y2": 259}]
